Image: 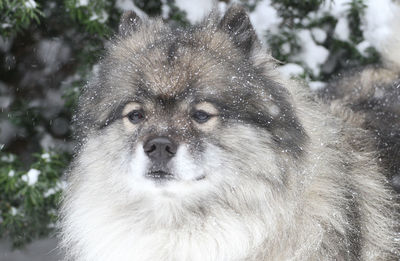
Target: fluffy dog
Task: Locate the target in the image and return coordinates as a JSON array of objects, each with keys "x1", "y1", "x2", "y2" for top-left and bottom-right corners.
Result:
[{"x1": 60, "y1": 5, "x2": 400, "y2": 261}]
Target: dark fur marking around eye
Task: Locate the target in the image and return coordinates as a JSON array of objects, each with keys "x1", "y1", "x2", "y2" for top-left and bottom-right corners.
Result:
[
  {"x1": 197, "y1": 79, "x2": 308, "y2": 158},
  {"x1": 98, "y1": 82, "x2": 157, "y2": 130},
  {"x1": 99, "y1": 103, "x2": 126, "y2": 130}
]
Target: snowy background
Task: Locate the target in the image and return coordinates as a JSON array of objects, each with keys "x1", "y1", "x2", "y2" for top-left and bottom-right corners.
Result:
[{"x1": 1, "y1": 0, "x2": 400, "y2": 259}]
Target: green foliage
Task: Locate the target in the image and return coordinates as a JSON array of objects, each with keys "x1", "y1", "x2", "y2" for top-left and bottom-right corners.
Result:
[
  {"x1": 267, "y1": 0, "x2": 380, "y2": 80},
  {"x1": 134, "y1": 0, "x2": 162, "y2": 16},
  {"x1": 271, "y1": 0, "x2": 325, "y2": 19},
  {"x1": 0, "y1": 0, "x2": 43, "y2": 37},
  {"x1": 240, "y1": 0, "x2": 263, "y2": 12},
  {"x1": 346, "y1": 0, "x2": 367, "y2": 43},
  {"x1": 166, "y1": 0, "x2": 190, "y2": 27},
  {"x1": 64, "y1": 0, "x2": 114, "y2": 36},
  {"x1": 267, "y1": 0, "x2": 327, "y2": 66},
  {"x1": 0, "y1": 0, "x2": 116, "y2": 247},
  {"x1": 267, "y1": 28, "x2": 301, "y2": 63},
  {"x1": 0, "y1": 151, "x2": 70, "y2": 247}
]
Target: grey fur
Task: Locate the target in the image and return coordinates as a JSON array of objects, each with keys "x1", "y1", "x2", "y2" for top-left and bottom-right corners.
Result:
[
  {"x1": 60, "y1": 5, "x2": 400, "y2": 261},
  {"x1": 321, "y1": 67, "x2": 400, "y2": 192}
]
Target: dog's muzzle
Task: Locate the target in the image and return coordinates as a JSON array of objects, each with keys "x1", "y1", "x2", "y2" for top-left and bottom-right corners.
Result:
[{"x1": 143, "y1": 136, "x2": 177, "y2": 181}]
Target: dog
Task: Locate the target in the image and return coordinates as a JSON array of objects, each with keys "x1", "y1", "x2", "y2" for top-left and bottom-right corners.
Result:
[{"x1": 59, "y1": 5, "x2": 400, "y2": 260}]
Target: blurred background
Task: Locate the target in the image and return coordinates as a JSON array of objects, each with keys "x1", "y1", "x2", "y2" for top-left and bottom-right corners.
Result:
[{"x1": 1, "y1": 0, "x2": 399, "y2": 260}]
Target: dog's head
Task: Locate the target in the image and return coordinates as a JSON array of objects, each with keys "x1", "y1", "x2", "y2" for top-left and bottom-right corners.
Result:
[{"x1": 74, "y1": 6, "x2": 306, "y2": 206}]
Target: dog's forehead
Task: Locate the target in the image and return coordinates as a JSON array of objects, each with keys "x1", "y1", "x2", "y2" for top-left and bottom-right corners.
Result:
[{"x1": 110, "y1": 24, "x2": 240, "y2": 99}]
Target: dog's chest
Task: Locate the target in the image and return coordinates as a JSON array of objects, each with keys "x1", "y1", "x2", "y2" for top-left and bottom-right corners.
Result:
[{"x1": 79, "y1": 214, "x2": 266, "y2": 261}]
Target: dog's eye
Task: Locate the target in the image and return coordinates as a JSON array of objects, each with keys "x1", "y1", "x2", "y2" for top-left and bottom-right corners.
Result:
[
  {"x1": 127, "y1": 110, "x2": 145, "y2": 124},
  {"x1": 192, "y1": 110, "x2": 211, "y2": 123}
]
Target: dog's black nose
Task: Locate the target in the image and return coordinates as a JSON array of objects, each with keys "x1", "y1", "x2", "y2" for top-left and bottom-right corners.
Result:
[{"x1": 143, "y1": 137, "x2": 177, "y2": 162}]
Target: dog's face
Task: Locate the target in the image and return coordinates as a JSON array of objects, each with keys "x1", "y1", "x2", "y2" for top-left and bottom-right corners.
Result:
[{"x1": 75, "y1": 6, "x2": 306, "y2": 206}]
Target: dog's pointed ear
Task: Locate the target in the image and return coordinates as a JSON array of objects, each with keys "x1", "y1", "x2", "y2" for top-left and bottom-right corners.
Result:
[
  {"x1": 119, "y1": 11, "x2": 142, "y2": 37},
  {"x1": 219, "y1": 5, "x2": 258, "y2": 55}
]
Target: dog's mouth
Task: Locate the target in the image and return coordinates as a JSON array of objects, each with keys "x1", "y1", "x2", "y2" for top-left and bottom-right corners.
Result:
[
  {"x1": 145, "y1": 170, "x2": 175, "y2": 182},
  {"x1": 145, "y1": 170, "x2": 206, "y2": 183}
]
